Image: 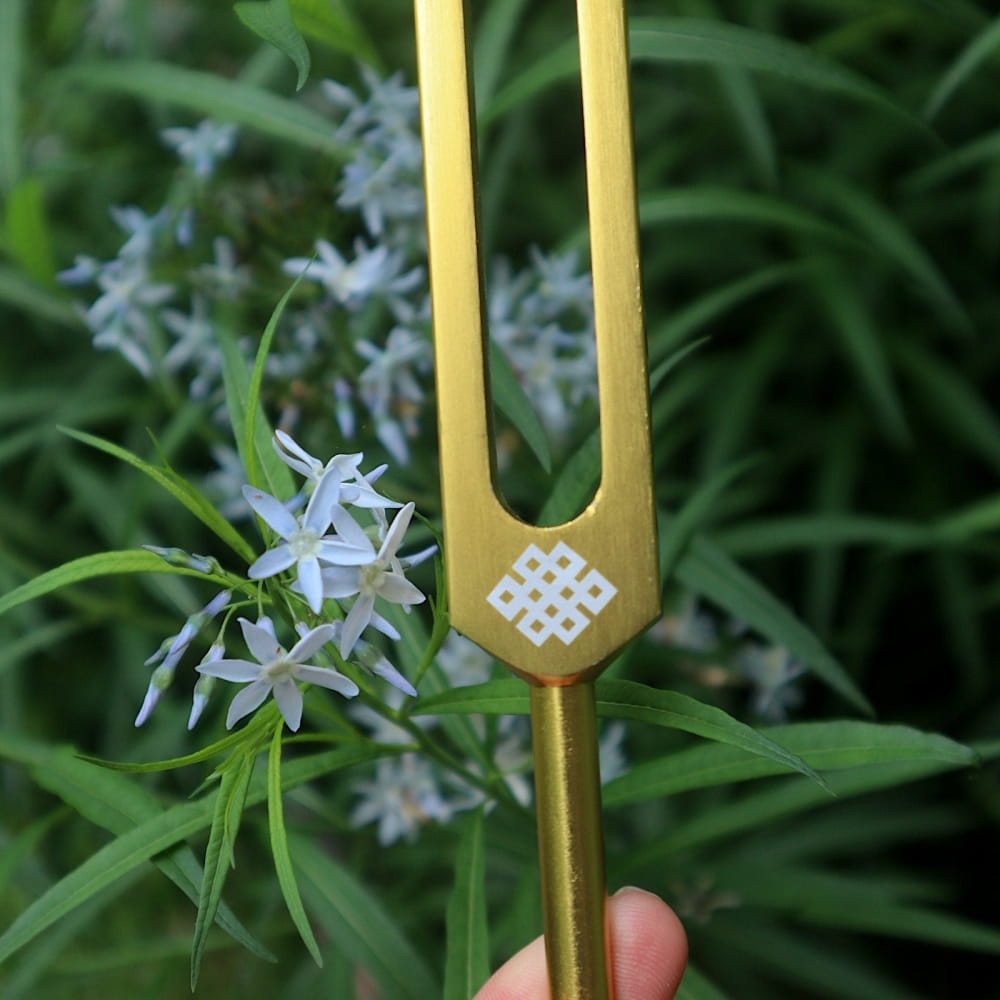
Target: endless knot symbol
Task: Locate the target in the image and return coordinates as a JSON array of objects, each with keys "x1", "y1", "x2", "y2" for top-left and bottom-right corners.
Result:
[{"x1": 486, "y1": 541, "x2": 617, "y2": 647}]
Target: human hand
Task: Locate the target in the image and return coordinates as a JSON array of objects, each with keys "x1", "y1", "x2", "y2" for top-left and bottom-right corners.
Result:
[{"x1": 472, "y1": 887, "x2": 688, "y2": 1000}]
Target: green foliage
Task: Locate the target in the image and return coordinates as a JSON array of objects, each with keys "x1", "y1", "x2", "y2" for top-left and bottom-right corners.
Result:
[{"x1": 2, "y1": 2, "x2": 999, "y2": 998}]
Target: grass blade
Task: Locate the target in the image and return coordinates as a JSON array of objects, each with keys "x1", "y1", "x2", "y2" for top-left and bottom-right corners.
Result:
[
  {"x1": 924, "y1": 15, "x2": 1000, "y2": 119},
  {"x1": 443, "y1": 808, "x2": 490, "y2": 1000}
]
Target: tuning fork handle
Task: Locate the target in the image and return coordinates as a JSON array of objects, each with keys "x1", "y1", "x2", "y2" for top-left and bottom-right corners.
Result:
[{"x1": 531, "y1": 681, "x2": 613, "y2": 1000}]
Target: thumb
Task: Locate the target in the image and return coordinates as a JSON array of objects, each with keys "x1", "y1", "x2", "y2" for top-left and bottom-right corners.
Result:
[{"x1": 473, "y1": 887, "x2": 688, "y2": 1000}]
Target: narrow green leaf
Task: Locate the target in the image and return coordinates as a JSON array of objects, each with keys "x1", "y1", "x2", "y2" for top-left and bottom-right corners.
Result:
[
  {"x1": 5, "y1": 176, "x2": 55, "y2": 283},
  {"x1": 267, "y1": 724, "x2": 323, "y2": 966},
  {"x1": 59, "y1": 61, "x2": 346, "y2": 158},
  {"x1": 936, "y1": 493, "x2": 1000, "y2": 542},
  {"x1": 598, "y1": 680, "x2": 826, "y2": 789},
  {"x1": 809, "y1": 259, "x2": 910, "y2": 445},
  {"x1": 0, "y1": 265, "x2": 79, "y2": 327},
  {"x1": 925, "y1": 15, "x2": 1000, "y2": 119},
  {"x1": 244, "y1": 278, "x2": 302, "y2": 491},
  {"x1": 713, "y1": 64, "x2": 778, "y2": 190},
  {"x1": 289, "y1": 0, "x2": 379, "y2": 66},
  {"x1": 444, "y1": 809, "x2": 490, "y2": 1000},
  {"x1": 191, "y1": 749, "x2": 256, "y2": 988},
  {"x1": 490, "y1": 339, "x2": 552, "y2": 473},
  {"x1": 659, "y1": 458, "x2": 757, "y2": 582},
  {"x1": 716, "y1": 514, "x2": 935, "y2": 557},
  {"x1": 639, "y1": 186, "x2": 852, "y2": 246},
  {"x1": 218, "y1": 321, "x2": 295, "y2": 502},
  {"x1": 0, "y1": 744, "x2": 384, "y2": 966},
  {"x1": 31, "y1": 748, "x2": 273, "y2": 962},
  {"x1": 0, "y1": 0, "x2": 23, "y2": 192},
  {"x1": 717, "y1": 864, "x2": 1000, "y2": 954},
  {"x1": 896, "y1": 339, "x2": 1000, "y2": 476},
  {"x1": 603, "y1": 719, "x2": 976, "y2": 807},
  {"x1": 0, "y1": 549, "x2": 210, "y2": 620},
  {"x1": 675, "y1": 535, "x2": 873, "y2": 714},
  {"x1": 473, "y1": 0, "x2": 531, "y2": 115},
  {"x1": 677, "y1": 965, "x2": 733, "y2": 1000},
  {"x1": 487, "y1": 17, "x2": 926, "y2": 135},
  {"x1": 537, "y1": 427, "x2": 599, "y2": 526},
  {"x1": 904, "y1": 128, "x2": 1000, "y2": 192},
  {"x1": 60, "y1": 427, "x2": 256, "y2": 561},
  {"x1": 294, "y1": 837, "x2": 441, "y2": 1000},
  {"x1": 235, "y1": 0, "x2": 311, "y2": 91},
  {"x1": 792, "y1": 165, "x2": 971, "y2": 334}
]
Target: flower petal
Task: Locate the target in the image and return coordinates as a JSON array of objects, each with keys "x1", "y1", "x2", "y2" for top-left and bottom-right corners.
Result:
[
  {"x1": 247, "y1": 544, "x2": 296, "y2": 579},
  {"x1": 195, "y1": 657, "x2": 261, "y2": 682},
  {"x1": 273, "y1": 429, "x2": 320, "y2": 479},
  {"x1": 340, "y1": 593, "x2": 375, "y2": 657},
  {"x1": 296, "y1": 664, "x2": 360, "y2": 697},
  {"x1": 378, "y1": 572, "x2": 426, "y2": 606},
  {"x1": 317, "y1": 538, "x2": 373, "y2": 566},
  {"x1": 303, "y1": 466, "x2": 342, "y2": 532},
  {"x1": 288, "y1": 623, "x2": 338, "y2": 662},
  {"x1": 378, "y1": 502, "x2": 414, "y2": 560},
  {"x1": 297, "y1": 555, "x2": 324, "y2": 614},
  {"x1": 239, "y1": 618, "x2": 285, "y2": 664},
  {"x1": 272, "y1": 679, "x2": 304, "y2": 731},
  {"x1": 329, "y1": 504, "x2": 374, "y2": 552},
  {"x1": 226, "y1": 679, "x2": 272, "y2": 729},
  {"x1": 318, "y1": 565, "x2": 361, "y2": 599},
  {"x1": 369, "y1": 656, "x2": 417, "y2": 697},
  {"x1": 242, "y1": 484, "x2": 299, "y2": 538},
  {"x1": 368, "y1": 610, "x2": 401, "y2": 640}
]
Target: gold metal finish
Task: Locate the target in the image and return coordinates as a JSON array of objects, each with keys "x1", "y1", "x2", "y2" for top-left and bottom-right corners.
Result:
[{"x1": 414, "y1": 0, "x2": 656, "y2": 995}]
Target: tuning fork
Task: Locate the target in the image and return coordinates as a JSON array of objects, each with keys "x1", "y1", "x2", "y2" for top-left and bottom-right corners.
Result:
[{"x1": 413, "y1": 0, "x2": 658, "y2": 996}]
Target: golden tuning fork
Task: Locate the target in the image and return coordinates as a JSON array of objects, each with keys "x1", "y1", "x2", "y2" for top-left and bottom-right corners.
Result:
[{"x1": 413, "y1": 0, "x2": 657, "y2": 996}]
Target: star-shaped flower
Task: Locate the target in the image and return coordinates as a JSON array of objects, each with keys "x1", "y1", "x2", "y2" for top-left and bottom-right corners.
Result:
[
  {"x1": 317, "y1": 502, "x2": 426, "y2": 656},
  {"x1": 196, "y1": 617, "x2": 358, "y2": 731},
  {"x1": 244, "y1": 468, "x2": 371, "y2": 613}
]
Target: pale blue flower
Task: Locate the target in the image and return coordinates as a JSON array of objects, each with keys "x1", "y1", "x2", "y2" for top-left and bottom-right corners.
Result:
[
  {"x1": 161, "y1": 120, "x2": 237, "y2": 178},
  {"x1": 197, "y1": 617, "x2": 358, "y2": 731},
  {"x1": 244, "y1": 469, "x2": 371, "y2": 614}
]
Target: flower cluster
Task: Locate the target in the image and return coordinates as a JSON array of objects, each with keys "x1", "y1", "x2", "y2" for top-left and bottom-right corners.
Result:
[
  {"x1": 135, "y1": 431, "x2": 430, "y2": 732},
  {"x1": 652, "y1": 592, "x2": 807, "y2": 722},
  {"x1": 59, "y1": 68, "x2": 599, "y2": 473}
]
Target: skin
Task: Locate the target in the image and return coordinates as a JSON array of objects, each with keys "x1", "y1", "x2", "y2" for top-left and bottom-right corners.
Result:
[{"x1": 473, "y1": 887, "x2": 688, "y2": 1000}]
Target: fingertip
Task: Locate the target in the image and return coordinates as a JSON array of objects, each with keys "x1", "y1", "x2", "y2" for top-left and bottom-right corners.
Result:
[{"x1": 609, "y1": 887, "x2": 688, "y2": 999}]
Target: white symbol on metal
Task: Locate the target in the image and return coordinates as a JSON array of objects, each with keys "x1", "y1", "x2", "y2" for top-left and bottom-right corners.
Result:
[{"x1": 486, "y1": 541, "x2": 617, "y2": 647}]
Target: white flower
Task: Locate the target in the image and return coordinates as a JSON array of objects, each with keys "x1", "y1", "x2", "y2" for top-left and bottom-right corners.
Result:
[
  {"x1": 350, "y1": 753, "x2": 453, "y2": 845},
  {"x1": 243, "y1": 468, "x2": 371, "y2": 613},
  {"x1": 272, "y1": 430, "x2": 400, "y2": 512},
  {"x1": 160, "y1": 120, "x2": 237, "y2": 178},
  {"x1": 738, "y1": 643, "x2": 806, "y2": 721},
  {"x1": 317, "y1": 502, "x2": 426, "y2": 656},
  {"x1": 196, "y1": 617, "x2": 358, "y2": 731},
  {"x1": 436, "y1": 631, "x2": 493, "y2": 687}
]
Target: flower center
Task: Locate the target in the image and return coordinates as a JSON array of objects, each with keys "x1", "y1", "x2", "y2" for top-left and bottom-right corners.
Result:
[
  {"x1": 263, "y1": 656, "x2": 296, "y2": 683},
  {"x1": 359, "y1": 562, "x2": 385, "y2": 594},
  {"x1": 288, "y1": 526, "x2": 321, "y2": 560}
]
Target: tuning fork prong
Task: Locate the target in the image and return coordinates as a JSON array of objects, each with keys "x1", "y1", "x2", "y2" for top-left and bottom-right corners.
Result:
[{"x1": 414, "y1": 0, "x2": 658, "y2": 995}]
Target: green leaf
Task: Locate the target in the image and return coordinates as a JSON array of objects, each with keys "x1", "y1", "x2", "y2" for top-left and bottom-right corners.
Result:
[
  {"x1": 0, "y1": 265, "x2": 79, "y2": 327},
  {"x1": 809, "y1": 258, "x2": 910, "y2": 445},
  {"x1": 716, "y1": 864, "x2": 1000, "y2": 954},
  {"x1": 487, "y1": 17, "x2": 926, "y2": 135},
  {"x1": 289, "y1": 0, "x2": 379, "y2": 66},
  {"x1": 443, "y1": 809, "x2": 490, "y2": 1000},
  {"x1": 191, "y1": 748, "x2": 256, "y2": 988},
  {"x1": 0, "y1": 0, "x2": 23, "y2": 192},
  {"x1": 218, "y1": 319, "x2": 295, "y2": 502},
  {"x1": 235, "y1": 0, "x2": 311, "y2": 91},
  {"x1": 417, "y1": 678, "x2": 826, "y2": 789},
  {"x1": 603, "y1": 719, "x2": 976, "y2": 807},
  {"x1": 293, "y1": 837, "x2": 441, "y2": 1000},
  {"x1": 267, "y1": 724, "x2": 323, "y2": 966},
  {"x1": 675, "y1": 534, "x2": 872, "y2": 714},
  {"x1": 490, "y1": 339, "x2": 552, "y2": 473},
  {"x1": 537, "y1": 427, "x2": 598, "y2": 526},
  {"x1": 5, "y1": 175, "x2": 55, "y2": 284},
  {"x1": 904, "y1": 128, "x2": 1000, "y2": 191},
  {"x1": 30, "y1": 747, "x2": 273, "y2": 962},
  {"x1": 60, "y1": 427, "x2": 257, "y2": 561},
  {"x1": 677, "y1": 965, "x2": 733, "y2": 1000},
  {"x1": 925, "y1": 15, "x2": 1000, "y2": 119},
  {"x1": 59, "y1": 61, "x2": 347, "y2": 158},
  {"x1": 0, "y1": 549, "x2": 212, "y2": 620},
  {"x1": 792, "y1": 165, "x2": 970, "y2": 334},
  {"x1": 0, "y1": 744, "x2": 384, "y2": 966}
]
